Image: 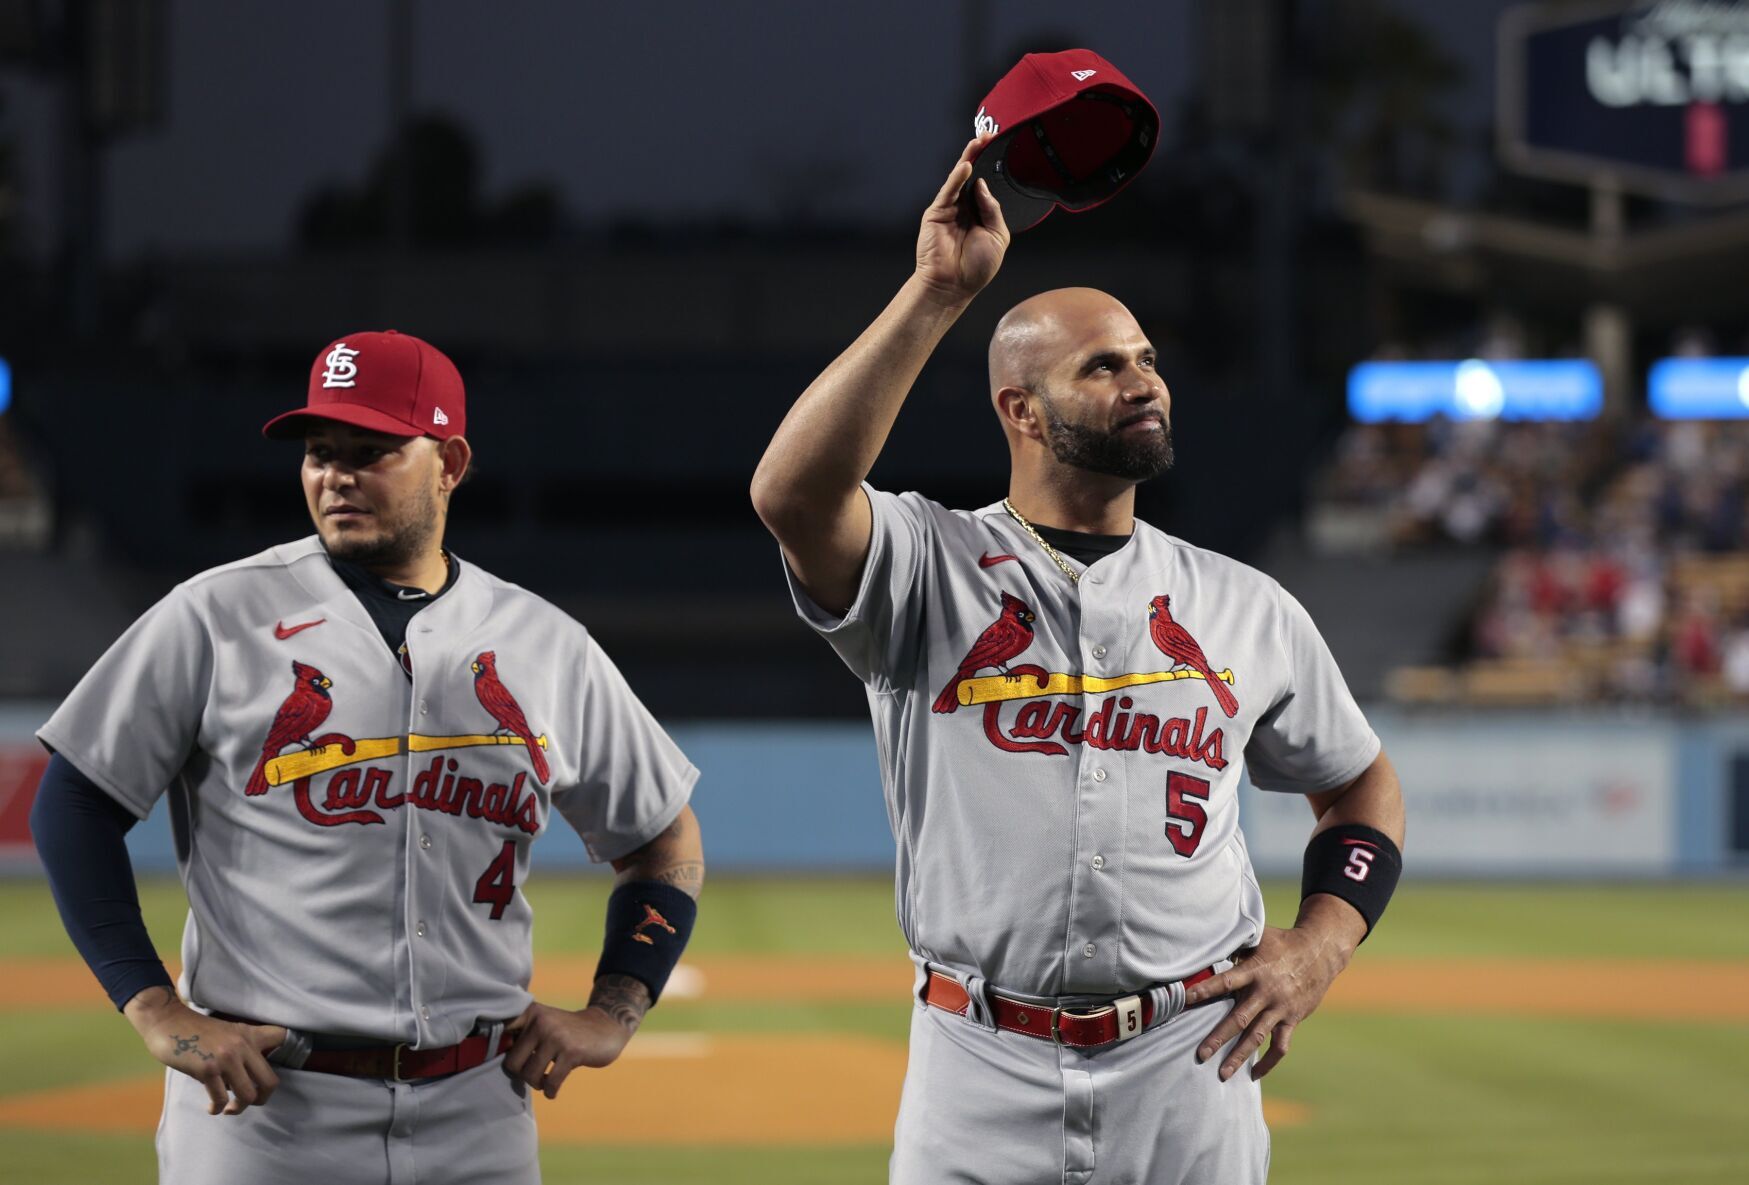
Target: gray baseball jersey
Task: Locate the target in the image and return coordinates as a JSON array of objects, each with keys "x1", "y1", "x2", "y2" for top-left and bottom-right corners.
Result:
[
  {"x1": 790, "y1": 485, "x2": 1377, "y2": 1183},
  {"x1": 39, "y1": 535, "x2": 697, "y2": 1048},
  {"x1": 788, "y1": 485, "x2": 1379, "y2": 995}
]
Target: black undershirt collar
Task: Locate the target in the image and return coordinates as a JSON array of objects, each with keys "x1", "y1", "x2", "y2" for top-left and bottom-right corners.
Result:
[
  {"x1": 1030, "y1": 523, "x2": 1132, "y2": 566},
  {"x1": 328, "y1": 552, "x2": 459, "y2": 670}
]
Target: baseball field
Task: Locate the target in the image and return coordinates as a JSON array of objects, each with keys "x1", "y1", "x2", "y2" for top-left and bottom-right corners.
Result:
[{"x1": 0, "y1": 876, "x2": 1745, "y2": 1185}]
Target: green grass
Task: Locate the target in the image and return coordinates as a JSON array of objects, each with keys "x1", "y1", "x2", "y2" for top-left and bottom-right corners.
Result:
[
  {"x1": 2, "y1": 876, "x2": 1747, "y2": 1184},
  {"x1": 1353, "y1": 880, "x2": 1749, "y2": 961},
  {"x1": 7, "y1": 875, "x2": 1746, "y2": 962},
  {"x1": 0, "y1": 1133, "x2": 157, "y2": 1185},
  {"x1": 1268, "y1": 1012, "x2": 1749, "y2": 1185},
  {"x1": 539, "y1": 1145, "x2": 891, "y2": 1185}
]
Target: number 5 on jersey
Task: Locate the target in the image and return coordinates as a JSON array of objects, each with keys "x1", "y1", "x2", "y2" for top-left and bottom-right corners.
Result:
[{"x1": 1165, "y1": 771, "x2": 1210, "y2": 857}]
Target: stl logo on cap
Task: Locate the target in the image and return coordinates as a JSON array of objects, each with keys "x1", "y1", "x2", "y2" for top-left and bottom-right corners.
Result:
[{"x1": 322, "y1": 343, "x2": 361, "y2": 389}]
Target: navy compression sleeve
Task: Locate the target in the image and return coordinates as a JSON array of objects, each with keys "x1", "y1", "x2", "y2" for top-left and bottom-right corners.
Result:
[{"x1": 29, "y1": 753, "x2": 174, "y2": 1010}]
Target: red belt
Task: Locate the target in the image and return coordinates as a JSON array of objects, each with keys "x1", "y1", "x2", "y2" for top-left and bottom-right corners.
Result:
[
  {"x1": 212, "y1": 1012, "x2": 514, "y2": 1082},
  {"x1": 923, "y1": 967, "x2": 1217, "y2": 1049},
  {"x1": 299, "y1": 1031, "x2": 515, "y2": 1081}
]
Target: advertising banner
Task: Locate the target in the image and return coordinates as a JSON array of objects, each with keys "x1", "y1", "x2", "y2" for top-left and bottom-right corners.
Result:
[{"x1": 1241, "y1": 716, "x2": 1678, "y2": 876}]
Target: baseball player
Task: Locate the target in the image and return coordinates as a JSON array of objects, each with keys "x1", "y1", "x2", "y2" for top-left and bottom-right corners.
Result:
[
  {"x1": 750, "y1": 136, "x2": 1406, "y2": 1183},
  {"x1": 29, "y1": 330, "x2": 703, "y2": 1185}
]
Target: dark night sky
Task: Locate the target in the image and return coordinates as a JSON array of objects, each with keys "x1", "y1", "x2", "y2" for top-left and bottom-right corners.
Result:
[{"x1": 0, "y1": 0, "x2": 1529, "y2": 259}]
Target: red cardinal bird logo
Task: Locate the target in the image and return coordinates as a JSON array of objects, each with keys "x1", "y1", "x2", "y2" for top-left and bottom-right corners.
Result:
[
  {"x1": 631, "y1": 904, "x2": 677, "y2": 945},
  {"x1": 933, "y1": 591, "x2": 1037, "y2": 713},
  {"x1": 1147, "y1": 595, "x2": 1239, "y2": 719},
  {"x1": 471, "y1": 650, "x2": 551, "y2": 785},
  {"x1": 245, "y1": 660, "x2": 334, "y2": 795}
]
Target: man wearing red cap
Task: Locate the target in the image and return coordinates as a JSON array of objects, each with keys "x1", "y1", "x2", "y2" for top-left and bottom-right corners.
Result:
[
  {"x1": 31, "y1": 330, "x2": 704, "y2": 1184},
  {"x1": 754, "y1": 73, "x2": 1404, "y2": 1182}
]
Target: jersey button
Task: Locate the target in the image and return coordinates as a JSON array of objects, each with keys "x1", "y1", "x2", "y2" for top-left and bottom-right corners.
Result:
[
  {"x1": 1083, "y1": 943, "x2": 1096, "y2": 957},
  {"x1": 419, "y1": 834, "x2": 432, "y2": 850},
  {"x1": 1091, "y1": 855, "x2": 1105, "y2": 870},
  {"x1": 418, "y1": 701, "x2": 429, "y2": 716},
  {"x1": 419, "y1": 1006, "x2": 430, "y2": 1021},
  {"x1": 1092, "y1": 767, "x2": 1107, "y2": 783},
  {"x1": 416, "y1": 921, "x2": 427, "y2": 937},
  {"x1": 1091, "y1": 644, "x2": 1107, "y2": 659}
]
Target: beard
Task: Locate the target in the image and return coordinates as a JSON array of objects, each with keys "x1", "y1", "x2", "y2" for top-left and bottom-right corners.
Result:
[
  {"x1": 1036, "y1": 392, "x2": 1175, "y2": 482},
  {"x1": 319, "y1": 481, "x2": 442, "y2": 569}
]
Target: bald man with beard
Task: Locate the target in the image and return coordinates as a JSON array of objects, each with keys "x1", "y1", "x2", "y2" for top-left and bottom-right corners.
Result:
[{"x1": 752, "y1": 137, "x2": 1405, "y2": 1184}]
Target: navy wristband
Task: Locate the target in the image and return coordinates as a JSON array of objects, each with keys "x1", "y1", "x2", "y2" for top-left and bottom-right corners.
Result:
[
  {"x1": 1301, "y1": 824, "x2": 1402, "y2": 940},
  {"x1": 595, "y1": 882, "x2": 697, "y2": 1003}
]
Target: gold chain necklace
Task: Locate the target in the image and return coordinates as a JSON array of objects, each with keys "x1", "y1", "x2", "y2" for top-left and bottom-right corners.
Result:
[{"x1": 1003, "y1": 498, "x2": 1080, "y2": 584}]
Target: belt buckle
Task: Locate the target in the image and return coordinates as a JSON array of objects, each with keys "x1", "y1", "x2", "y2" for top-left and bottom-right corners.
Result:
[
  {"x1": 391, "y1": 1042, "x2": 410, "y2": 1082},
  {"x1": 1050, "y1": 1003, "x2": 1113, "y2": 1047},
  {"x1": 1053, "y1": 994, "x2": 1144, "y2": 1048}
]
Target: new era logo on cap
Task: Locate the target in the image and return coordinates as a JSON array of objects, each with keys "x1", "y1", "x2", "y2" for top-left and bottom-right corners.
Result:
[
  {"x1": 969, "y1": 48, "x2": 1159, "y2": 232},
  {"x1": 433, "y1": 407, "x2": 450, "y2": 426}
]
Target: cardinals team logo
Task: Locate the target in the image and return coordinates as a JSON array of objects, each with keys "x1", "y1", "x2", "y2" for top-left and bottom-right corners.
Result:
[
  {"x1": 937, "y1": 588, "x2": 1240, "y2": 764},
  {"x1": 472, "y1": 650, "x2": 551, "y2": 785},
  {"x1": 1147, "y1": 595, "x2": 1239, "y2": 719},
  {"x1": 321, "y1": 343, "x2": 360, "y2": 388},
  {"x1": 240, "y1": 647, "x2": 558, "y2": 840},
  {"x1": 247, "y1": 661, "x2": 334, "y2": 795},
  {"x1": 631, "y1": 904, "x2": 677, "y2": 945},
  {"x1": 933, "y1": 591, "x2": 1036, "y2": 713}
]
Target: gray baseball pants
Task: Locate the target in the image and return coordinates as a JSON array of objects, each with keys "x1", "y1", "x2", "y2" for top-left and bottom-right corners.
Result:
[
  {"x1": 890, "y1": 981, "x2": 1269, "y2": 1184},
  {"x1": 156, "y1": 1054, "x2": 539, "y2": 1185}
]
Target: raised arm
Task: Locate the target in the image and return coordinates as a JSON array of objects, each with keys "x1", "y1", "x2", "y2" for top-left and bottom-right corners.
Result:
[{"x1": 750, "y1": 136, "x2": 1011, "y2": 615}]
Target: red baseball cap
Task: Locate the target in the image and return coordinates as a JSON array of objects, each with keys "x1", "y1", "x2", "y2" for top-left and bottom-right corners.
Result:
[
  {"x1": 262, "y1": 330, "x2": 467, "y2": 440},
  {"x1": 969, "y1": 49, "x2": 1159, "y2": 232}
]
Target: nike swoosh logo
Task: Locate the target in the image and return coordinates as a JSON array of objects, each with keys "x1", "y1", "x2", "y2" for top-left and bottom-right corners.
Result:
[
  {"x1": 274, "y1": 618, "x2": 326, "y2": 640},
  {"x1": 979, "y1": 553, "x2": 1020, "y2": 568}
]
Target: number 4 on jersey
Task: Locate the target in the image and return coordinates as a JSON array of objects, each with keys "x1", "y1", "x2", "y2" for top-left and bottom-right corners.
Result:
[{"x1": 473, "y1": 840, "x2": 517, "y2": 920}]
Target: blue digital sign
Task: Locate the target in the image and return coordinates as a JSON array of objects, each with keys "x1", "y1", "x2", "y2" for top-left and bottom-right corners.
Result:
[
  {"x1": 0, "y1": 357, "x2": 10, "y2": 415},
  {"x1": 1648, "y1": 357, "x2": 1749, "y2": 419},
  {"x1": 1347, "y1": 359, "x2": 1603, "y2": 423}
]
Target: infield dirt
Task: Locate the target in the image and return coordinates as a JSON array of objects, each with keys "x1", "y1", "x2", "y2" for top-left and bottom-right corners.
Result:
[{"x1": 0, "y1": 952, "x2": 1736, "y2": 1145}]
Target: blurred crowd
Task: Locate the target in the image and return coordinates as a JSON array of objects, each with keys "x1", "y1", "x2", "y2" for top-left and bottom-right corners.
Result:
[{"x1": 1316, "y1": 415, "x2": 1749, "y2": 705}]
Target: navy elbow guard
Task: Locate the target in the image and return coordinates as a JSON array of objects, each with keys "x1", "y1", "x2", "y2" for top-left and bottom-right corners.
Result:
[
  {"x1": 1301, "y1": 824, "x2": 1402, "y2": 939},
  {"x1": 595, "y1": 882, "x2": 698, "y2": 1003}
]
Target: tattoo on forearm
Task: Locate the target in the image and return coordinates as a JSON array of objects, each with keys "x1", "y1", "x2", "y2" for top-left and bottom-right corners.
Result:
[
  {"x1": 647, "y1": 860, "x2": 705, "y2": 897},
  {"x1": 169, "y1": 1034, "x2": 215, "y2": 1062},
  {"x1": 589, "y1": 974, "x2": 651, "y2": 1035},
  {"x1": 616, "y1": 812, "x2": 706, "y2": 899}
]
